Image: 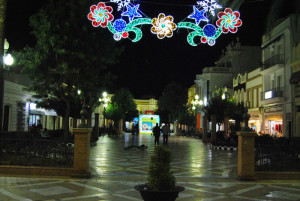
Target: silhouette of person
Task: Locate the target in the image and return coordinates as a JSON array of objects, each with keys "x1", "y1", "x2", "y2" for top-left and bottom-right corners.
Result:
[
  {"x1": 153, "y1": 123, "x2": 161, "y2": 145},
  {"x1": 162, "y1": 123, "x2": 171, "y2": 145}
]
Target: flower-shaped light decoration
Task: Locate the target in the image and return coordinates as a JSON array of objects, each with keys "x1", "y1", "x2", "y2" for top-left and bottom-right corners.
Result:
[
  {"x1": 87, "y1": 2, "x2": 114, "y2": 28},
  {"x1": 151, "y1": 13, "x2": 177, "y2": 39},
  {"x1": 216, "y1": 8, "x2": 242, "y2": 33}
]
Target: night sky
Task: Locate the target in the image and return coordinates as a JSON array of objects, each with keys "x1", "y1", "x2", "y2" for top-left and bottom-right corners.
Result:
[{"x1": 5, "y1": 0, "x2": 270, "y2": 98}]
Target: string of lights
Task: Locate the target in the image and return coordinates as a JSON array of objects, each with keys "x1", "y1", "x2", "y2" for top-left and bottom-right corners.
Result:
[{"x1": 87, "y1": 0, "x2": 242, "y2": 46}]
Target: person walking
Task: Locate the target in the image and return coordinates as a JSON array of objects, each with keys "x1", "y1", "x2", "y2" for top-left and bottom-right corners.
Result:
[
  {"x1": 152, "y1": 123, "x2": 161, "y2": 145},
  {"x1": 162, "y1": 123, "x2": 171, "y2": 146}
]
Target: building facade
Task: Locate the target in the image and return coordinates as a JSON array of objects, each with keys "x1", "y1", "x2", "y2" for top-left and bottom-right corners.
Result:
[
  {"x1": 290, "y1": 42, "x2": 300, "y2": 137},
  {"x1": 195, "y1": 39, "x2": 261, "y2": 131},
  {"x1": 134, "y1": 98, "x2": 158, "y2": 115},
  {"x1": 260, "y1": 15, "x2": 300, "y2": 137},
  {"x1": 3, "y1": 70, "x2": 60, "y2": 132}
]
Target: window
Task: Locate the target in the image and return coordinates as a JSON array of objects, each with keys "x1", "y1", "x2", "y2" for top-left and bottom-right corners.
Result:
[{"x1": 29, "y1": 115, "x2": 41, "y2": 127}]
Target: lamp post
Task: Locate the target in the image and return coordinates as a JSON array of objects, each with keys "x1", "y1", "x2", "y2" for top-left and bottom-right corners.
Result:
[
  {"x1": 0, "y1": 39, "x2": 13, "y2": 131},
  {"x1": 99, "y1": 91, "x2": 110, "y2": 128},
  {"x1": 77, "y1": 89, "x2": 88, "y2": 128},
  {"x1": 242, "y1": 101, "x2": 250, "y2": 131},
  {"x1": 192, "y1": 95, "x2": 203, "y2": 136}
]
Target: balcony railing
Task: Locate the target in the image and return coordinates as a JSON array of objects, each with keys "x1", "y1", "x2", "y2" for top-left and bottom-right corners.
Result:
[
  {"x1": 261, "y1": 87, "x2": 284, "y2": 100},
  {"x1": 262, "y1": 54, "x2": 285, "y2": 70}
]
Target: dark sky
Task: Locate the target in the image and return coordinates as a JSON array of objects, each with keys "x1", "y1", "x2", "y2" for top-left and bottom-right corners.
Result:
[{"x1": 5, "y1": 0, "x2": 268, "y2": 99}]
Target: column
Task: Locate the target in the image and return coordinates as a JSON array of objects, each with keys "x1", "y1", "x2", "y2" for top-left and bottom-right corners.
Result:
[
  {"x1": 203, "y1": 116, "x2": 208, "y2": 141},
  {"x1": 237, "y1": 131, "x2": 256, "y2": 180},
  {"x1": 94, "y1": 113, "x2": 99, "y2": 137},
  {"x1": 224, "y1": 116, "x2": 229, "y2": 139},
  {"x1": 72, "y1": 128, "x2": 92, "y2": 178},
  {"x1": 211, "y1": 115, "x2": 217, "y2": 144}
]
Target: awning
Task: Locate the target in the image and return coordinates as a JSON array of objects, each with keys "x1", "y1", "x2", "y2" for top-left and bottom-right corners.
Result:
[
  {"x1": 29, "y1": 110, "x2": 45, "y2": 115},
  {"x1": 290, "y1": 71, "x2": 300, "y2": 84}
]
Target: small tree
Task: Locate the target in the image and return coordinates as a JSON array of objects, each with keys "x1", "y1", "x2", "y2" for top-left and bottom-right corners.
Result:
[{"x1": 147, "y1": 146, "x2": 176, "y2": 191}]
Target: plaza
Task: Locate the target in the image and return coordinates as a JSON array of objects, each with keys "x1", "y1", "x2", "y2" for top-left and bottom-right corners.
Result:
[{"x1": 0, "y1": 133, "x2": 299, "y2": 201}]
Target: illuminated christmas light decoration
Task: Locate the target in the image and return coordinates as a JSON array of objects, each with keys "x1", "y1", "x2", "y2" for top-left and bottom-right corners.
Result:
[
  {"x1": 113, "y1": 33, "x2": 122, "y2": 41},
  {"x1": 107, "y1": 18, "x2": 152, "y2": 42},
  {"x1": 110, "y1": 0, "x2": 130, "y2": 11},
  {"x1": 87, "y1": 1, "x2": 242, "y2": 46},
  {"x1": 87, "y1": 2, "x2": 114, "y2": 28},
  {"x1": 151, "y1": 13, "x2": 177, "y2": 39},
  {"x1": 188, "y1": 7, "x2": 208, "y2": 25},
  {"x1": 207, "y1": 38, "x2": 216, "y2": 46},
  {"x1": 113, "y1": 19, "x2": 127, "y2": 32},
  {"x1": 217, "y1": 8, "x2": 242, "y2": 33},
  {"x1": 197, "y1": 0, "x2": 222, "y2": 16},
  {"x1": 121, "y1": 4, "x2": 142, "y2": 22},
  {"x1": 203, "y1": 24, "x2": 216, "y2": 37}
]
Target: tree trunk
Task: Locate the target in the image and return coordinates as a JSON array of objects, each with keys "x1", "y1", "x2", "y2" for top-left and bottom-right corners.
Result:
[
  {"x1": 87, "y1": 110, "x2": 92, "y2": 128},
  {"x1": 0, "y1": 0, "x2": 7, "y2": 131}
]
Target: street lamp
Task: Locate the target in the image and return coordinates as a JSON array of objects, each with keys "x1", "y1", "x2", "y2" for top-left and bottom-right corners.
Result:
[
  {"x1": 99, "y1": 91, "x2": 110, "y2": 128},
  {"x1": 4, "y1": 54, "x2": 14, "y2": 67},
  {"x1": 0, "y1": 39, "x2": 14, "y2": 131},
  {"x1": 192, "y1": 95, "x2": 203, "y2": 135}
]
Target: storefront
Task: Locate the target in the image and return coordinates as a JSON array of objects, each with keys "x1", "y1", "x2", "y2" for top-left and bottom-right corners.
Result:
[
  {"x1": 248, "y1": 111, "x2": 262, "y2": 134},
  {"x1": 263, "y1": 105, "x2": 284, "y2": 137}
]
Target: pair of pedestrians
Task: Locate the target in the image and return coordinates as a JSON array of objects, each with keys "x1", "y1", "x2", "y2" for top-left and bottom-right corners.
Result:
[{"x1": 152, "y1": 123, "x2": 171, "y2": 145}]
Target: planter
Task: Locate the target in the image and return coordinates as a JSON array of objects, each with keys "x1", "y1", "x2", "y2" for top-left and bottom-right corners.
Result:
[{"x1": 134, "y1": 184, "x2": 185, "y2": 201}]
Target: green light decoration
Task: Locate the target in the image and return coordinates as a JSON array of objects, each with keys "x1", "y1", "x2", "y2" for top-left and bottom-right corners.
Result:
[
  {"x1": 107, "y1": 18, "x2": 152, "y2": 42},
  {"x1": 178, "y1": 22, "x2": 223, "y2": 46}
]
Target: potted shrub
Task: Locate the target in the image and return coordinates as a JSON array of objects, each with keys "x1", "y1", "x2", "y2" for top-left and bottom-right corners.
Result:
[{"x1": 134, "y1": 146, "x2": 185, "y2": 201}]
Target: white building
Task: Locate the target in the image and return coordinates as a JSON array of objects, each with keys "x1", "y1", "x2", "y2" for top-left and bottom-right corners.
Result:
[
  {"x1": 260, "y1": 14, "x2": 300, "y2": 137},
  {"x1": 3, "y1": 70, "x2": 61, "y2": 131},
  {"x1": 195, "y1": 39, "x2": 261, "y2": 131},
  {"x1": 195, "y1": 67, "x2": 233, "y2": 129}
]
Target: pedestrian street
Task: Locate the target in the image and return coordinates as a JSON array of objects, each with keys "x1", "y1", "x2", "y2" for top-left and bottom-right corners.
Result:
[{"x1": 0, "y1": 133, "x2": 300, "y2": 201}]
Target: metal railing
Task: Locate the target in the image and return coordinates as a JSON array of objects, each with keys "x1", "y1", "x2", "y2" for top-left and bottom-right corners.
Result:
[
  {"x1": 255, "y1": 137, "x2": 300, "y2": 172},
  {"x1": 261, "y1": 87, "x2": 284, "y2": 100},
  {"x1": 0, "y1": 137, "x2": 73, "y2": 168},
  {"x1": 262, "y1": 54, "x2": 285, "y2": 70}
]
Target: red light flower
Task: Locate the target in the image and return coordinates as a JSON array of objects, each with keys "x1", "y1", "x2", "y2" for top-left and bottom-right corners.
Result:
[
  {"x1": 87, "y1": 2, "x2": 114, "y2": 28},
  {"x1": 216, "y1": 8, "x2": 242, "y2": 33}
]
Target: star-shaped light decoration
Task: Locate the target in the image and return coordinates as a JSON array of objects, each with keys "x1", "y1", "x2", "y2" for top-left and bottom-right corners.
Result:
[
  {"x1": 197, "y1": 0, "x2": 222, "y2": 16},
  {"x1": 188, "y1": 6, "x2": 209, "y2": 25},
  {"x1": 121, "y1": 4, "x2": 142, "y2": 22}
]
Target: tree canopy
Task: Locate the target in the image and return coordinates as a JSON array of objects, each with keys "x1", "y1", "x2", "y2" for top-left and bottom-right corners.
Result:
[
  {"x1": 156, "y1": 82, "x2": 188, "y2": 123},
  {"x1": 14, "y1": 0, "x2": 122, "y2": 137},
  {"x1": 203, "y1": 88, "x2": 245, "y2": 132},
  {"x1": 105, "y1": 88, "x2": 138, "y2": 126}
]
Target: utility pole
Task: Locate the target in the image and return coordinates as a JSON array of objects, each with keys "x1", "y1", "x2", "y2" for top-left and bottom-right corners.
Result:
[{"x1": 0, "y1": 0, "x2": 8, "y2": 131}]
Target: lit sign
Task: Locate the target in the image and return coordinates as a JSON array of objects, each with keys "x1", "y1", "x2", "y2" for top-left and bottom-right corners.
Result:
[
  {"x1": 265, "y1": 91, "x2": 272, "y2": 99},
  {"x1": 139, "y1": 114, "x2": 160, "y2": 134}
]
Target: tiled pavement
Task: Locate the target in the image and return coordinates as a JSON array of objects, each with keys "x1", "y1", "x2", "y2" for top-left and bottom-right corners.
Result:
[{"x1": 1, "y1": 133, "x2": 300, "y2": 201}]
